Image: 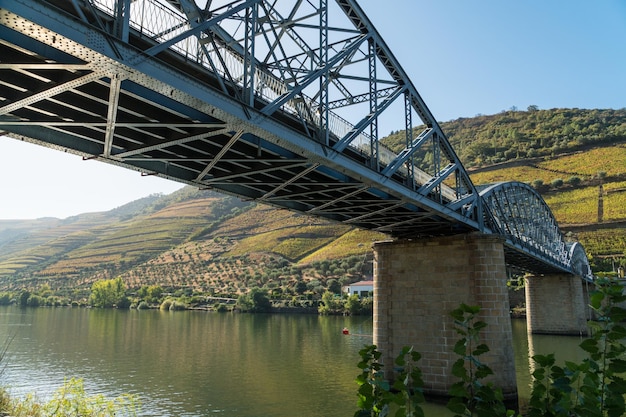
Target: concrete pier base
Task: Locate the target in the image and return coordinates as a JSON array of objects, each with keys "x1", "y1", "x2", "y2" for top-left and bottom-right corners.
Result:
[
  {"x1": 373, "y1": 233, "x2": 517, "y2": 402},
  {"x1": 525, "y1": 274, "x2": 588, "y2": 335}
]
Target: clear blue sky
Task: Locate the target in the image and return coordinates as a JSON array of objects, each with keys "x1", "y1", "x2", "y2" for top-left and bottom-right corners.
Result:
[{"x1": 1, "y1": 0, "x2": 624, "y2": 219}]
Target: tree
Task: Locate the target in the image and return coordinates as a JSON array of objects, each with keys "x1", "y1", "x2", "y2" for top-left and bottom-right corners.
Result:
[
  {"x1": 236, "y1": 288, "x2": 272, "y2": 313},
  {"x1": 566, "y1": 176, "x2": 582, "y2": 187},
  {"x1": 138, "y1": 285, "x2": 163, "y2": 304},
  {"x1": 344, "y1": 294, "x2": 362, "y2": 315},
  {"x1": 327, "y1": 279, "x2": 342, "y2": 294},
  {"x1": 19, "y1": 291, "x2": 30, "y2": 307},
  {"x1": 89, "y1": 277, "x2": 126, "y2": 308},
  {"x1": 318, "y1": 291, "x2": 342, "y2": 315},
  {"x1": 550, "y1": 178, "x2": 564, "y2": 188},
  {"x1": 294, "y1": 280, "x2": 307, "y2": 295}
]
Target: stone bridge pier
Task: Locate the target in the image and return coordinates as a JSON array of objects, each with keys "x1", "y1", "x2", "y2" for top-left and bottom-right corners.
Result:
[
  {"x1": 373, "y1": 233, "x2": 517, "y2": 402},
  {"x1": 525, "y1": 274, "x2": 589, "y2": 335}
]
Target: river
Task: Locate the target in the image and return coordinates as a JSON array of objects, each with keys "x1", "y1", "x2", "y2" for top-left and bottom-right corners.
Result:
[{"x1": 0, "y1": 307, "x2": 586, "y2": 416}]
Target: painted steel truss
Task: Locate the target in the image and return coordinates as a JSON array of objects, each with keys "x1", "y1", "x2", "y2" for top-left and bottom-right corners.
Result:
[
  {"x1": 480, "y1": 182, "x2": 592, "y2": 279},
  {"x1": 0, "y1": 0, "x2": 589, "y2": 278}
]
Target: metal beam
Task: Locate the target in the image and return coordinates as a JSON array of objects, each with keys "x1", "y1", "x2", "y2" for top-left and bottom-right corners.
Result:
[
  {"x1": 195, "y1": 130, "x2": 245, "y2": 181},
  {"x1": 0, "y1": 71, "x2": 105, "y2": 116},
  {"x1": 103, "y1": 73, "x2": 123, "y2": 157}
]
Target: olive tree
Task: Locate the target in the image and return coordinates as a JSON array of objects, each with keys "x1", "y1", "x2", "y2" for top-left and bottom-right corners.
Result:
[{"x1": 89, "y1": 277, "x2": 127, "y2": 308}]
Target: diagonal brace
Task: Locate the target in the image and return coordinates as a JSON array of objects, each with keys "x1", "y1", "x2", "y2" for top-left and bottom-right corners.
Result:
[
  {"x1": 381, "y1": 127, "x2": 434, "y2": 177},
  {"x1": 260, "y1": 33, "x2": 370, "y2": 117},
  {"x1": 258, "y1": 163, "x2": 320, "y2": 201},
  {"x1": 195, "y1": 129, "x2": 245, "y2": 181},
  {"x1": 332, "y1": 86, "x2": 404, "y2": 153},
  {"x1": 142, "y1": 0, "x2": 263, "y2": 58},
  {"x1": 0, "y1": 71, "x2": 105, "y2": 116},
  {"x1": 417, "y1": 163, "x2": 457, "y2": 197}
]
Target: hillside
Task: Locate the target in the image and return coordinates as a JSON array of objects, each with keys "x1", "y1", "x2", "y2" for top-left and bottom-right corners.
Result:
[
  {"x1": 0, "y1": 187, "x2": 383, "y2": 298},
  {"x1": 0, "y1": 107, "x2": 624, "y2": 298},
  {"x1": 384, "y1": 107, "x2": 626, "y2": 170}
]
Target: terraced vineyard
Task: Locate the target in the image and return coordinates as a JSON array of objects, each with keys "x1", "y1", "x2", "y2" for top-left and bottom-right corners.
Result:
[{"x1": 1, "y1": 108, "x2": 625, "y2": 296}]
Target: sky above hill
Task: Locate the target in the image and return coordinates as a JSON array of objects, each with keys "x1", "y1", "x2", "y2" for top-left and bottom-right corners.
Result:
[{"x1": 1, "y1": 0, "x2": 624, "y2": 219}]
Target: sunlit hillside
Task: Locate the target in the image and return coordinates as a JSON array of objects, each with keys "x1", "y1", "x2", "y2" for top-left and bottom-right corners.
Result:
[{"x1": 0, "y1": 107, "x2": 624, "y2": 297}]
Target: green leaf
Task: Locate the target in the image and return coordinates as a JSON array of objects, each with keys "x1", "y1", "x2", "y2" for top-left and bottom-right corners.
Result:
[
  {"x1": 473, "y1": 321, "x2": 488, "y2": 332},
  {"x1": 453, "y1": 339, "x2": 467, "y2": 356},
  {"x1": 451, "y1": 359, "x2": 468, "y2": 379},
  {"x1": 532, "y1": 353, "x2": 555, "y2": 368},
  {"x1": 609, "y1": 359, "x2": 626, "y2": 373},
  {"x1": 589, "y1": 290, "x2": 605, "y2": 310},
  {"x1": 472, "y1": 343, "x2": 490, "y2": 356},
  {"x1": 608, "y1": 307, "x2": 626, "y2": 323},
  {"x1": 446, "y1": 396, "x2": 468, "y2": 414},
  {"x1": 450, "y1": 308, "x2": 465, "y2": 322},
  {"x1": 580, "y1": 338, "x2": 599, "y2": 355},
  {"x1": 608, "y1": 376, "x2": 626, "y2": 394},
  {"x1": 475, "y1": 364, "x2": 494, "y2": 379}
]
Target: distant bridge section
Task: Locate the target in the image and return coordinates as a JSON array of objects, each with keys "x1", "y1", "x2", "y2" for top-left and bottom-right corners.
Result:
[{"x1": 0, "y1": 0, "x2": 591, "y2": 279}]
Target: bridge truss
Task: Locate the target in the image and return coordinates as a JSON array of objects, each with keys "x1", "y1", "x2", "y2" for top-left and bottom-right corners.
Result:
[{"x1": 0, "y1": 0, "x2": 591, "y2": 279}]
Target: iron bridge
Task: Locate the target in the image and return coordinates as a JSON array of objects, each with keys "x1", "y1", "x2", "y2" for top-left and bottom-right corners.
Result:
[{"x1": 0, "y1": 0, "x2": 592, "y2": 279}]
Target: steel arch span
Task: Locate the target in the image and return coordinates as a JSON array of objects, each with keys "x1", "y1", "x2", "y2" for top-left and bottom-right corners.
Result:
[
  {"x1": 0, "y1": 0, "x2": 590, "y2": 279},
  {"x1": 479, "y1": 182, "x2": 592, "y2": 280}
]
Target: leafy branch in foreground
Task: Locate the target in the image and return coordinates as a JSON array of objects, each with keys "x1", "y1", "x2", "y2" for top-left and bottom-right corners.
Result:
[
  {"x1": 446, "y1": 304, "x2": 515, "y2": 417},
  {"x1": 355, "y1": 345, "x2": 424, "y2": 417},
  {"x1": 355, "y1": 279, "x2": 626, "y2": 417},
  {"x1": 1, "y1": 378, "x2": 139, "y2": 417},
  {"x1": 528, "y1": 278, "x2": 626, "y2": 417}
]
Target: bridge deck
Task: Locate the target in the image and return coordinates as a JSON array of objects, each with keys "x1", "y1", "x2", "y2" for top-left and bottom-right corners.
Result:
[{"x1": 0, "y1": 0, "x2": 591, "y2": 279}]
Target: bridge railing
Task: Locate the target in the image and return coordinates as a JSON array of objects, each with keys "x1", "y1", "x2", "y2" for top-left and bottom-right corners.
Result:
[{"x1": 90, "y1": 0, "x2": 458, "y2": 200}]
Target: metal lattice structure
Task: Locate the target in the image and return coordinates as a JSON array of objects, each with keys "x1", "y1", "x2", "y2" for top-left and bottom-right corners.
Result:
[
  {"x1": 479, "y1": 182, "x2": 591, "y2": 278},
  {"x1": 0, "y1": 0, "x2": 591, "y2": 279}
]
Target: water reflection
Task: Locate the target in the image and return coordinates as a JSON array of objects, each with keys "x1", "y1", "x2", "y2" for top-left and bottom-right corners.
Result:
[
  {"x1": 0, "y1": 308, "x2": 589, "y2": 417},
  {"x1": 0, "y1": 308, "x2": 378, "y2": 417}
]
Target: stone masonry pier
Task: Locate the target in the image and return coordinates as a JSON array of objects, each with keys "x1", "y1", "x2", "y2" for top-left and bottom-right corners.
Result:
[
  {"x1": 525, "y1": 274, "x2": 588, "y2": 335},
  {"x1": 372, "y1": 233, "x2": 517, "y2": 401}
]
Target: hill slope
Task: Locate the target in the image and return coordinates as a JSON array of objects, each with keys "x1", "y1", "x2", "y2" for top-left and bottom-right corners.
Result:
[
  {"x1": 0, "y1": 107, "x2": 624, "y2": 296},
  {"x1": 0, "y1": 187, "x2": 382, "y2": 296}
]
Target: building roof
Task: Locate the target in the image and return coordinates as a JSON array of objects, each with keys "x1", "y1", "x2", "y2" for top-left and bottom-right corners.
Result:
[{"x1": 348, "y1": 280, "x2": 374, "y2": 287}]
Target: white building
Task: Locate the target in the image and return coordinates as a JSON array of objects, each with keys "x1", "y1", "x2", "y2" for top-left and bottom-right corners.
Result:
[{"x1": 343, "y1": 280, "x2": 373, "y2": 297}]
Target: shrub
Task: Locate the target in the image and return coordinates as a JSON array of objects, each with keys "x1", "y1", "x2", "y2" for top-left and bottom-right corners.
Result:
[
  {"x1": 354, "y1": 345, "x2": 424, "y2": 417},
  {"x1": 19, "y1": 291, "x2": 30, "y2": 307},
  {"x1": 26, "y1": 295, "x2": 43, "y2": 307},
  {"x1": 236, "y1": 288, "x2": 271, "y2": 313},
  {"x1": 0, "y1": 294, "x2": 11, "y2": 306},
  {"x1": 159, "y1": 299, "x2": 172, "y2": 311},
  {"x1": 447, "y1": 304, "x2": 509, "y2": 417},
  {"x1": 344, "y1": 294, "x2": 362, "y2": 315},
  {"x1": 527, "y1": 278, "x2": 626, "y2": 417},
  {"x1": 550, "y1": 178, "x2": 564, "y2": 188},
  {"x1": 5, "y1": 378, "x2": 138, "y2": 416},
  {"x1": 117, "y1": 296, "x2": 132, "y2": 309},
  {"x1": 169, "y1": 300, "x2": 187, "y2": 311},
  {"x1": 89, "y1": 277, "x2": 126, "y2": 308},
  {"x1": 566, "y1": 175, "x2": 582, "y2": 186},
  {"x1": 318, "y1": 291, "x2": 342, "y2": 315},
  {"x1": 214, "y1": 303, "x2": 229, "y2": 312}
]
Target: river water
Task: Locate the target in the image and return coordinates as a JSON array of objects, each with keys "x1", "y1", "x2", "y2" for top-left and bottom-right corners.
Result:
[{"x1": 0, "y1": 307, "x2": 586, "y2": 416}]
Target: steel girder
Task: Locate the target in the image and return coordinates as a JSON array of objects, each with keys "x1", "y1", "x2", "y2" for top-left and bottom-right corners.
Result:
[
  {"x1": 0, "y1": 0, "x2": 481, "y2": 235},
  {"x1": 0, "y1": 0, "x2": 589, "y2": 277},
  {"x1": 479, "y1": 182, "x2": 592, "y2": 279}
]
